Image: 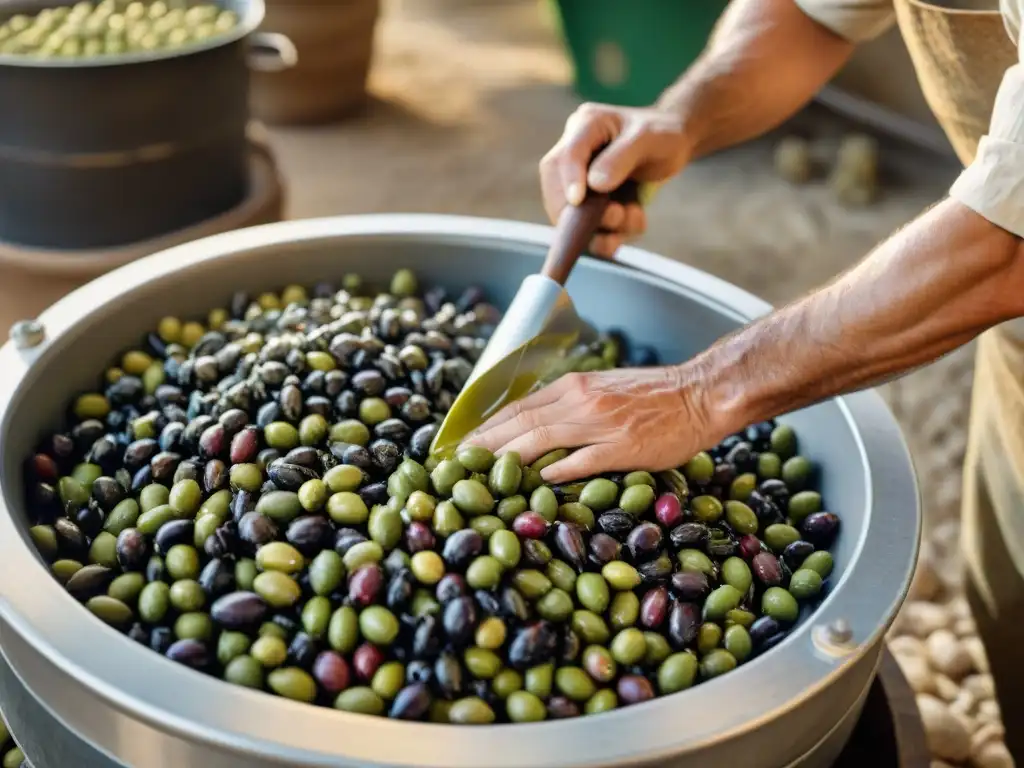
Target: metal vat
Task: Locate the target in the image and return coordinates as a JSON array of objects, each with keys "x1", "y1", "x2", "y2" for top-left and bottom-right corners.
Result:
[{"x1": 0, "y1": 215, "x2": 919, "y2": 768}]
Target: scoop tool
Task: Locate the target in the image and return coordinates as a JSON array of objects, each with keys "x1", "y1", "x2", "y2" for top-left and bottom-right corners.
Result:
[{"x1": 431, "y1": 180, "x2": 639, "y2": 454}]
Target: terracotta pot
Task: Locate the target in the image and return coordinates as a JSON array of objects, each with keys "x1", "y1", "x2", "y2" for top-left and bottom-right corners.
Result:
[{"x1": 251, "y1": 0, "x2": 381, "y2": 126}]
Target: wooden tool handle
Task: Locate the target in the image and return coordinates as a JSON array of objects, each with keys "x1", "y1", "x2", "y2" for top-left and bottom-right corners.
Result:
[{"x1": 540, "y1": 178, "x2": 640, "y2": 286}]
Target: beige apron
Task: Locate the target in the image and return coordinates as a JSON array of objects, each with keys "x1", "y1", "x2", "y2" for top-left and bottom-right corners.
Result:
[{"x1": 894, "y1": 0, "x2": 1024, "y2": 750}]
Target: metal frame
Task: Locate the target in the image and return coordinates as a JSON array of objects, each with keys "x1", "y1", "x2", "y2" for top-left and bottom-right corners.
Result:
[{"x1": 0, "y1": 215, "x2": 920, "y2": 768}]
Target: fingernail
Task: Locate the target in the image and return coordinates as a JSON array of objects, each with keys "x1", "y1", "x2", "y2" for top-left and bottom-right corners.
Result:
[
  {"x1": 588, "y1": 169, "x2": 610, "y2": 189},
  {"x1": 567, "y1": 182, "x2": 585, "y2": 206}
]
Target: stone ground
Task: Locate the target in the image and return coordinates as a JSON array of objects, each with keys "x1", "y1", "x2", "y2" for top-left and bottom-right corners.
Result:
[{"x1": 265, "y1": 1, "x2": 1001, "y2": 765}]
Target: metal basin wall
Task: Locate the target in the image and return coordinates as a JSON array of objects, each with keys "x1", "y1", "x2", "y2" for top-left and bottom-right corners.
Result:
[{"x1": 0, "y1": 216, "x2": 920, "y2": 768}]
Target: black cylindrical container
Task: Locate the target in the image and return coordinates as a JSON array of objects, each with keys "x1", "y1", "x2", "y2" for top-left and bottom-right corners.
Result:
[{"x1": 0, "y1": 0, "x2": 294, "y2": 250}]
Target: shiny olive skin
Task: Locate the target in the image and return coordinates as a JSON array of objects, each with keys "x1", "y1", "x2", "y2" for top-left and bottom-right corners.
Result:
[{"x1": 23, "y1": 276, "x2": 840, "y2": 725}]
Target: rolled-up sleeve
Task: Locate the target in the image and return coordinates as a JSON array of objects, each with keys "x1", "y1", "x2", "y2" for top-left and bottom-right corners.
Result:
[
  {"x1": 950, "y1": 62, "x2": 1024, "y2": 239},
  {"x1": 794, "y1": 0, "x2": 896, "y2": 43}
]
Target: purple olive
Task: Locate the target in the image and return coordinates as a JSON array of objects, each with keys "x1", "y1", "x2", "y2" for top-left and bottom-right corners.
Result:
[
  {"x1": 553, "y1": 522, "x2": 587, "y2": 571},
  {"x1": 749, "y1": 615, "x2": 783, "y2": 647},
  {"x1": 640, "y1": 586, "x2": 669, "y2": 629},
  {"x1": 435, "y1": 573, "x2": 468, "y2": 603},
  {"x1": 390, "y1": 683, "x2": 432, "y2": 720},
  {"x1": 285, "y1": 516, "x2": 332, "y2": 556},
  {"x1": 166, "y1": 639, "x2": 209, "y2": 669},
  {"x1": 547, "y1": 696, "x2": 581, "y2": 719},
  {"x1": 668, "y1": 602, "x2": 701, "y2": 649},
  {"x1": 670, "y1": 572, "x2": 710, "y2": 602},
  {"x1": 738, "y1": 534, "x2": 763, "y2": 560},
  {"x1": 238, "y1": 511, "x2": 278, "y2": 549},
  {"x1": 443, "y1": 595, "x2": 478, "y2": 646},
  {"x1": 405, "y1": 521, "x2": 435, "y2": 553},
  {"x1": 442, "y1": 529, "x2": 484, "y2": 570},
  {"x1": 507, "y1": 621, "x2": 558, "y2": 670},
  {"x1": 198, "y1": 423, "x2": 226, "y2": 460},
  {"x1": 211, "y1": 591, "x2": 267, "y2": 629},
  {"x1": 626, "y1": 522, "x2": 662, "y2": 561},
  {"x1": 348, "y1": 563, "x2": 384, "y2": 606},
  {"x1": 801, "y1": 512, "x2": 840, "y2": 549},
  {"x1": 588, "y1": 532, "x2": 621, "y2": 565},
  {"x1": 752, "y1": 552, "x2": 783, "y2": 586},
  {"x1": 115, "y1": 528, "x2": 149, "y2": 571},
  {"x1": 617, "y1": 675, "x2": 655, "y2": 705}
]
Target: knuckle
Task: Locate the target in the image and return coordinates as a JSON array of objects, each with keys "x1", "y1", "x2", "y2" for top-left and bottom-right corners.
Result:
[
  {"x1": 514, "y1": 407, "x2": 541, "y2": 431},
  {"x1": 564, "y1": 372, "x2": 592, "y2": 397},
  {"x1": 529, "y1": 424, "x2": 554, "y2": 447},
  {"x1": 539, "y1": 149, "x2": 559, "y2": 173}
]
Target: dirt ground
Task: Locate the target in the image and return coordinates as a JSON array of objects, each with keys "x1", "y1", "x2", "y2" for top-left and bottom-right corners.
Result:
[{"x1": 265, "y1": 0, "x2": 968, "y2": 533}]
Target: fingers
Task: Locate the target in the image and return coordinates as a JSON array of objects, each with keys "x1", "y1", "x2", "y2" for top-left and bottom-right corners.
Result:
[
  {"x1": 465, "y1": 401, "x2": 569, "y2": 455},
  {"x1": 541, "y1": 443, "x2": 621, "y2": 484},
  {"x1": 464, "y1": 378, "x2": 573, "y2": 445},
  {"x1": 539, "y1": 105, "x2": 621, "y2": 225},
  {"x1": 590, "y1": 234, "x2": 624, "y2": 259},
  {"x1": 587, "y1": 127, "x2": 646, "y2": 193},
  {"x1": 498, "y1": 422, "x2": 595, "y2": 466},
  {"x1": 600, "y1": 203, "x2": 625, "y2": 232}
]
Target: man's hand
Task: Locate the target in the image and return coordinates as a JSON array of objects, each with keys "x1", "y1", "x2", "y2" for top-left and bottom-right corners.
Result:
[
  {"x1": 465, "y1": 366, "x2": 721, "y2": 484},
  {"x1": 539, "y1": 104, "x2": 692, "y2": 258},
  {"x1": 465, "y1": 201, "x2": 1024, "y2": 485}
]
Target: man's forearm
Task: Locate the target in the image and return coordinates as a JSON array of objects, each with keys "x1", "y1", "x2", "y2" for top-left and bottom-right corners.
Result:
[
  {"x1": 688, "y1": 200, "x2": 1024, "y2": 439},
  {"x1": 657, "y1": 0, "x2": 854, "y2": 161}
]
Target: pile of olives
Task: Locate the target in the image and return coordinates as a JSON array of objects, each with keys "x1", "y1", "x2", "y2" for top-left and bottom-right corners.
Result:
[
  {"x1": 0, "y1": 0, "x2": 239, "y2": 58},
  {"x1": 0, "y1": 712, "x2": 27, "y2": 768},
  {"x1": 22, "y1": 270, "x2": 840, "y2": 725}
]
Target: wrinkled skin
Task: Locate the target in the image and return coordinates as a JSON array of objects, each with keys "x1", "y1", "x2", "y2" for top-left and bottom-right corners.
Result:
[
  {"x1": 539, "y1": 104, "x2": 691, "y2": 258},
  {"x1": 466, "y1": 367, "x2": 715, "y2": 484}
]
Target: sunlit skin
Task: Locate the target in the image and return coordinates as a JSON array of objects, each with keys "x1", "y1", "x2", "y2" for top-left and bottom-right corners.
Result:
[{"x1": 467, "y1": 0, "x2": 1024, "y2": 484}]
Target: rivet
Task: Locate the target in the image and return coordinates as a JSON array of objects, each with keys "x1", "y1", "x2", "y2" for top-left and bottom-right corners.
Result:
[
  {"x1": 10, "y1": 320, "x2": 45, "y2": 350},
  {"x1": 827, "y1": 619, "x2": 853, "y2": 645}
]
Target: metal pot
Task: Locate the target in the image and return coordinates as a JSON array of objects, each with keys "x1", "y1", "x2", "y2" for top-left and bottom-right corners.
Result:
[
  {"x1": 0, "y1": 0, "x2": 296, "y2": 251},
  {"x1": 0, "y1": 215, "x2": 920, "y2": 768}
]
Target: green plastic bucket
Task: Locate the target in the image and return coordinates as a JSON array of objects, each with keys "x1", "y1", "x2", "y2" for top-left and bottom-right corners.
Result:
[{"x1": 549, "y1": 0, "x2": 730, "y2": 106}]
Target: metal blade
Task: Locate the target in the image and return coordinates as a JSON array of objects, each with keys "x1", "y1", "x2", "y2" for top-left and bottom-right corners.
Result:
[{"x1": 432, "y1": 275, "x2": 595, "y2": 453}]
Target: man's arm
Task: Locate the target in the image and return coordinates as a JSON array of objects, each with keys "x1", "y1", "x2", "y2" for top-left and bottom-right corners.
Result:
[
  {"x1": 543, "y1": 0, "x2": 889, "y2": 255},
  {"x1": 657, "y1": 0, "x2": 863, "y2": 163},
  {"x1": 468, "y1": 200, "x2": 1024, "y2": 482},
  {"x1": 694, "y1": 199, "x2": 1024, "y2": 442}
]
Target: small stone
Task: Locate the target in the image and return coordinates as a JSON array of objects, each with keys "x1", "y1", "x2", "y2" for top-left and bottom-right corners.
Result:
[
  {"x1": 909, "y1": 554, "x2": 942, "y2": 602},
  {"x1": 949, "y1": 596, "x2": 971, "y2": 620},
  {"x1": 954, "y1": 616, "x2": 977, "y2": 637},
  {"x1": 978, "y1": 699, "x2": 1002, "y2": 721},
  {"x1": 889, "y1": 635, "x2": 927, "y2": 658},
  {"x1": 917, "y1": 694, "x2": 972, "y2": 763},
  {"x1": 927, "y1": 629, "x2": 973, "y2": 680},
  {"x1": 896, "y1": 651, "x2": 937, "y2": 696},
  {"x1": 897, "y1": 601, "x2": 952, "y2": 638},
  {"x1": 950, "y1": 688, "x2": 978, "y2": 718},
  {"x1": 971, "y1": 740, "x2": 1014, "y2": 768},
  {"x1": 963, "y1": 674, "x2": 996, "y2": 702},
  {"x1": 774, "y1": 136, "x2": 813, "y2": 184},
  {"x1": 964, "y1": 636, "x2": 990, "y2": 674},
  {"x1": 934, "y1": 674, "x2": 960, "y2": 702},
  {"x1": 971, "y1": 722, "x2": 1005, "y2": 753}
]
